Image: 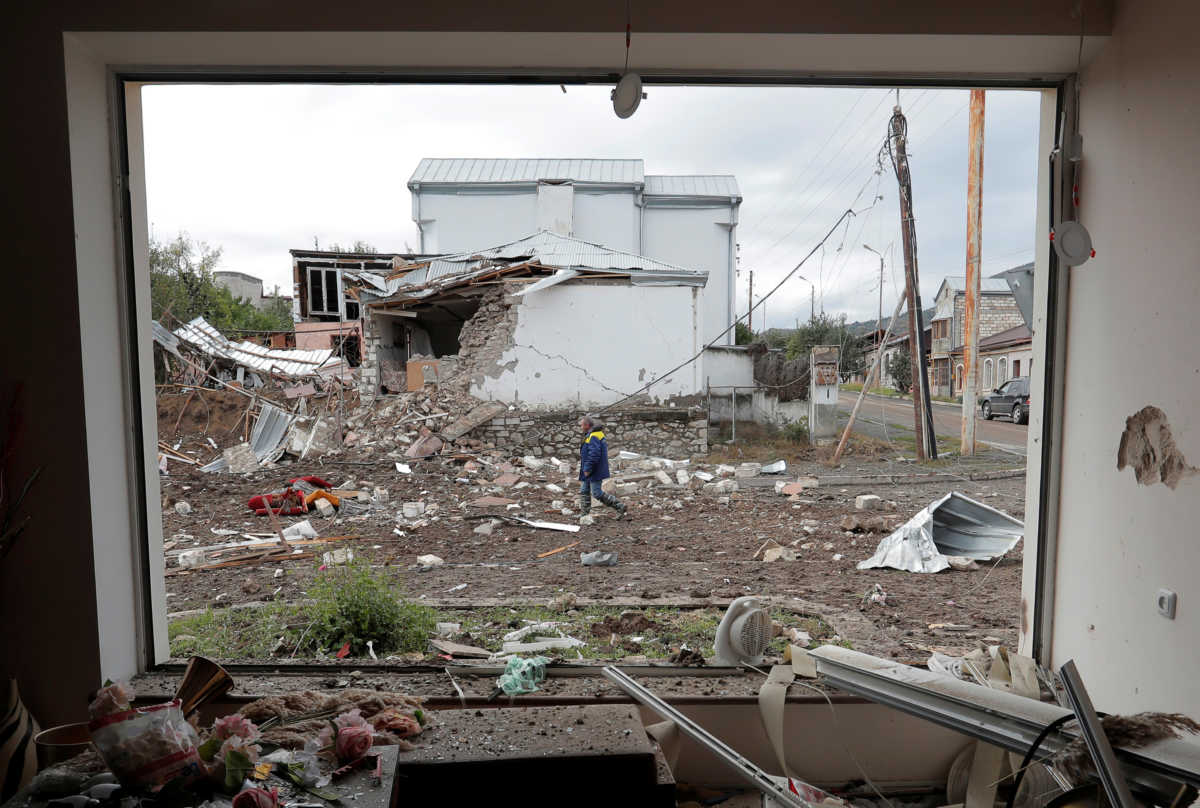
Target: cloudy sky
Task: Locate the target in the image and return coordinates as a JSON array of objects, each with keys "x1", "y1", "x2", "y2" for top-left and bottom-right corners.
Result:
[{"x1": 142, "y1": 83, "x2": 1040, "y2": 329}]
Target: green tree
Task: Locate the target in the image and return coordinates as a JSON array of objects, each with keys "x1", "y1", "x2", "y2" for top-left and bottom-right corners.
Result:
[
  {"x1": 734, "y1": 321, "x2": 755, "y2": 345},
  {"x1": 326, "y1": 240, "x2": 378, "y2": 254},
  {"x1": 784, "y1": 312, "x2": 865, "y2": 380},
  {"x1": 150, "y1": 233, "x2": 291, "y2": 332},
  {"x1": 888, "y1": 344, "x2": 913, "y2": 394}
]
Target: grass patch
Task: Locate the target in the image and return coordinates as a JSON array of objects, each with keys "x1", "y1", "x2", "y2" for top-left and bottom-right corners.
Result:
[
  {"x1": 842, "y1": 383, "x2": 902, "y2": 397},
  {"x1": 169, "y1": 601, "x2": 845, "y2": 661}
]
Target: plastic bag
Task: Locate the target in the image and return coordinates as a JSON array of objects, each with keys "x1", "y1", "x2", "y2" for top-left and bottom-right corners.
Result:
[
  {"x1": 88, "y1": 699, "x2": 202, "y2": 788},
  {"x1": 496, "y1": 656, "x2": 550, "y2": 695}
]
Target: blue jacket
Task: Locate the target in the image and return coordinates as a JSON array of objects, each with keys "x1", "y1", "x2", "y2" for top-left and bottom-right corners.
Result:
[{"x1": 579, "y1": 430, "x2": 611, "y2": 481}]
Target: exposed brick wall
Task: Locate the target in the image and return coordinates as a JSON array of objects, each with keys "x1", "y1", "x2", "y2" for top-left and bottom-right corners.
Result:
[
  {"x1": 469, "y1": 408, "x2": 708, "y2": 459},
  {"x1": 951, "y1": 293, "x2": 1025, "y2": 348}
]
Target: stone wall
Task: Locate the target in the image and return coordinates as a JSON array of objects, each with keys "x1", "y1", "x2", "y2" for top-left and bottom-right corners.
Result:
[
  {"x1": 952, "y1": 293, "x2": 1025, "y2": 347},
  {"x1": 469, "y1": 408, "x2": 708, "y2": 459}
]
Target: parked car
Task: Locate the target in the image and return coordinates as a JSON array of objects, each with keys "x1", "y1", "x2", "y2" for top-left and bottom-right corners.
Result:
[{"x1": 981, "y1": 376, "x2": 1031, "y2": 424}]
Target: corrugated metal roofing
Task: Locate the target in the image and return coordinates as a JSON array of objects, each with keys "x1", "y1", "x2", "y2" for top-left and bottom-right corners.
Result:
[
  {"x1": 644, "y1": 175, "x2": 741, "y2": 199},
  {"x1": 173, "y1": 317, "x2": 339, "y2": 378},
  {"x1": 941, "y1": 276, "x2": 1012, "y2": 293},
  {"x1": 409, "y1": 158, "x2": 644, "y2": 187},
  {"x1": 367, "y1": 230, "x2": 707, "y2": 299}
]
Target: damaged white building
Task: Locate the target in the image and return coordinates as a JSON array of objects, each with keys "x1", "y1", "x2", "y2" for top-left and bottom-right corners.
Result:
[{"x1": 348, "y1": 230, "x2": 712, "y2": 408}]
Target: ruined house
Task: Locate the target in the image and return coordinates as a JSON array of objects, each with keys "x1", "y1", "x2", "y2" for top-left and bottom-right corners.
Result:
[{"x1": 347, "y1": 230, "x2": 713, "y2": 408}]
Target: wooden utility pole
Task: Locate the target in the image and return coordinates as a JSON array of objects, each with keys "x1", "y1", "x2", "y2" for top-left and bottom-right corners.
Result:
[
  {"x1": 832, "y1": 290, "x2": 907, "y2": 463},
  {"x1": 961, "y1": 89, "x2": 986, "y2": 456},
  {"x1": 888, "y1": 103, "x2": 938, "y2": 460},
  {"x1": 810, "y1": 287, "x2": 815, "y2": 322},
  {"x1": 748, "y1": 270, "x2": 754, "y2": 332}
]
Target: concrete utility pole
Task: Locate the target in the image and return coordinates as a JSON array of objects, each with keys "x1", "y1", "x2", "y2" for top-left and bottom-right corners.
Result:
[
  {"x1": 961, "y1": 89, "x2": 986, "y2": 456},
  {"x1": 888, "y1": 104, "x2": 938, "y2": 460},
  {"x1": 748, "y1": 270, "x2": 754, "y2": 332}
]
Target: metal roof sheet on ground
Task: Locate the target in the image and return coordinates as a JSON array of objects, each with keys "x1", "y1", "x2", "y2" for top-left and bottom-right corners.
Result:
[
  {"x1": 409, "y1": 158, "x2": 644, "y2": 187},
  {"x1": 153, "y1": 321, "x2": 182, "y2": 357},
  {"x1": 173, "y1": 316, "x2": 338, "y2": 378},
  {"x1": 644, "y1": 175, "x2": 742, "y2": 199},
  {"x1": 856, "y1": 491, "x2": 1023, "y2": 573},
  {"x1": 201, "y1": 401, "x2": 296, "y2": 473},
  {"x1": 366, "y1": 230, "x2": 707, "y2": 298}
]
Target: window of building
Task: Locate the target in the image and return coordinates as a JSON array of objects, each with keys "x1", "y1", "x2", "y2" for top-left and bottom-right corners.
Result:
[
  {"x1": 998, "y1": 357, "x2": 1008, "y2": 384},
  {"x1": 1013, "y1": 359, "x2": 1021, "y2": 377},
  {"x1": 344, "y1": 297, "x2": 360, "y2": 321},
  {"x1": 984, "y1": 358, "x2": 994, "y2": 388},
  {"x1": 307, "y1": 267, "x2": 340, "y2": 316},
  {"x1": 955, "y1": 363, "x2": 964, "y2": 391}
]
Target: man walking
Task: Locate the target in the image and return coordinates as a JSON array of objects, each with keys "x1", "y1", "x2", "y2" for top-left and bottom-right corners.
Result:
[{"x1": 578, "y1": 415, "x2": 628, "y2": 522}]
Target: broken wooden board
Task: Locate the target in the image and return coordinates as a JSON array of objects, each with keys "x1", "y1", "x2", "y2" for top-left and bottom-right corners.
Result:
[{"x1": 440, "y1": 400, "x2": 507, "y2": 442}]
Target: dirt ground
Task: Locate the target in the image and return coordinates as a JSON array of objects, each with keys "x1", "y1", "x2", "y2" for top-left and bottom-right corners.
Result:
[{"x1": 159, "y1": 433, "x2": 1027, "y2": 665}]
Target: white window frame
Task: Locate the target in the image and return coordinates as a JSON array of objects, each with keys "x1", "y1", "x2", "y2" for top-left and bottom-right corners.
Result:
[{"x1": 306, "y1": 266, "x2": 343, "y2": 317}]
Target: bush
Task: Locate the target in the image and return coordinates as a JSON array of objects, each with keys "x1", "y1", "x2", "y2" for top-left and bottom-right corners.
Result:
[
  {"x1": 307, "y1": 561, "x2": 436, "y2": 656},
  {"x1": 783, "y1": 417, "x2": 809, "y2": 444}
]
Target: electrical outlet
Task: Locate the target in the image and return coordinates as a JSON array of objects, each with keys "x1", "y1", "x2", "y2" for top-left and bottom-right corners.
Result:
[{"x1": 1157, "y1": 589, "x2": 1177, "y2": 619}]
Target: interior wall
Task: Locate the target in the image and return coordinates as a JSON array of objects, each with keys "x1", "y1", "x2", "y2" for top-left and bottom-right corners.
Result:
[
  {"x1": 471, "y1": 284, "x2": 701, "y2": 407},
  {"x1": 1048, "y1": 0, "x2": 1200, "y2": 713}
]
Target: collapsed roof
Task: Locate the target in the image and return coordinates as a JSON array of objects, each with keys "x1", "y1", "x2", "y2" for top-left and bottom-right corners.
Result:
[
  {"x1": 349, "y1": 230, "x2": 709, "y2": 305},
  {"x1": 164, "y1": 316, "x2": 344, "y2": 379}
]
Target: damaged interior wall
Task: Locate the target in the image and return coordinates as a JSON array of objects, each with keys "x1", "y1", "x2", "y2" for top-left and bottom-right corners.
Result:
[
  {"x1": 468, "y1": 281, "x2": 703, "y2": 409},
  {"x1": 1035, "y1": 0, "x2": 1200, "y2": 716}
]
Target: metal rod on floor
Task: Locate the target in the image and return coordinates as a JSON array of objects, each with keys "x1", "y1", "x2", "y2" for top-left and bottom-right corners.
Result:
[
  {"x1": 1060, "y1": 660, "x2": 1137, "y2": 808},
  {"x1": 602, "y1": 666, "x2": 812, "y2": 808}
]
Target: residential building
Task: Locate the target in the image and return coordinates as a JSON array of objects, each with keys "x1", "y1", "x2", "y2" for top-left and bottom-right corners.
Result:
[
  {"x1": 407, "y1": 158, "x2": 741, "y2": 345},
  {"x1": 212, "y1": 270, "x2": 292, "y2": 312},
  {"x1": 949, "y1": 323, "x2": 1033, "y2": 394},
  {"x1": 928, "y1": 267, "x2": 1029, "y2": 397}
]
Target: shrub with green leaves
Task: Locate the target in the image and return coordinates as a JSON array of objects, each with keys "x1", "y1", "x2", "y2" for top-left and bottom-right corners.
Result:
[
  {"x1": 307, "y1": 561, "x2": 436, "y2": 656},
  {"x1": 784, "y1": 417, "x2": 809, "y2": 444}
]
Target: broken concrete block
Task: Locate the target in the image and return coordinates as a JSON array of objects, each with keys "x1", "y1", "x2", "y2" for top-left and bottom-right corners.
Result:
[
  {"x1": 782, "y1": 477, "x2": 819, "y2": 495},
  {"x1": 693, "y1": 470, "x2": 714, "y2": 482},
  {"x1": 545, "y1": 483, "x2": 564, "y2": 494},
  {"x1": 312, "y1": 497, "x2": 335, "y2": 517},
  {"x1": 840, "y1": 514, "x2": 889, "y2": 533},
  {"x1": 774, "y1": 481, "x2": 787, "y2": 495},
  {"x1": 282, "y1": 520, "x2": 319, "y2": 540},
  {"x1": 416, "y1": 554, "x2": 444, "y2": 569},
  {"x1": 654, "y1": 470, "x2": 673, "y2": 486},
  {"x1": 855, "y1": 494, "x2": 882, "y2": 511},
  {"x1": 763, "y1": 546, "x2": 798, "y2": 562},
  {"x1": 372, "y1": 487, "x2": 389, "y2": 504},
  {"x1": 174, "y1": 501, "x2": 192, "y2": 515},
  {"x1": 675, "y1": 469, "x2": 690, "y2": 485},
  {"x1": 735, "y1": 462, "x2": 762, "y2": 479},
  {"x1": 405, "y1": 433, "x2": 443, "y2": 458},
  {"x1": 580, "y1": 550, "x2": 618, "y2": 567},
  {"x1": 521, "y1": 455, "x2": 545, "y2": 470},
  {"x1": 435, "y1": 622, "x2": 461, "y2": 637},
  {"x1": 579, "y1": 515, "x2": 595, "y2": 526},
  {"x1": 493, "y1": 473, "x2": 521, "y2": 486},
  {"x1": 715, "y1": 464, "x2": 736, "y2": 476},
  {"x1": 273, "y1": 568, "x2": 284, "y2": 579},
  {"x1": 473, "y1": 519, "x2": 501, "y2": 536},
  {"x1": 471, "y1": 496, "x2": 517, "y2": 507},
  {"x1": 223, "y1": 443, "x2": 259, "y2": 474},
  {"x1": 321, "y1": 548, "x2": 353, "y2": 565},
  {"x1": 402, "y1": 501, "x2": 426, "y2": 519},
  {"x1": 551, "y1": 499, "x2": 565, "y2": 510},
  {"x1": 178, "y1": 549, "x2": 206, "y2": 568}
]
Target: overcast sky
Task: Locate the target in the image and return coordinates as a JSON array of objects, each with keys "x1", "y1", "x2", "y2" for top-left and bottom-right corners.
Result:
[{"x1": 142, "y1": 83, "x2": 1041, "y2": 329}]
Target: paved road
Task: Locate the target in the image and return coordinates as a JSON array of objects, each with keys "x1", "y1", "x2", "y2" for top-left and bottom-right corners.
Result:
[{"x1": 837, "y1": 390, "x2": 1029, "y2": 456}]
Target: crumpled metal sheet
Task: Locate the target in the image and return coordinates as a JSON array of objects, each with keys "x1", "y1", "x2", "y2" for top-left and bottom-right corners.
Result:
[
  {"x1": 201, "y1": 402, "x2": 295, "y2": 472},
  {"x1": 857, "y1": 492, "x2": 1023, "y2": 573},
  {"x1": 173, "y1": 316, "x2": 339, "y2": 378}
]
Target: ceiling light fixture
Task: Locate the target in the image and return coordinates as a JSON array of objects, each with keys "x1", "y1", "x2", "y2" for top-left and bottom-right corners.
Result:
[{"x1": 612, "y1": 1, "x2": 646, "y2": 118}]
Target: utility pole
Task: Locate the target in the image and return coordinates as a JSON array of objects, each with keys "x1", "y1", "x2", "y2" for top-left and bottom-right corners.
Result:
[
  {"x1": 864, "y1": 244, "x2": 885, "y2": 384},
  {"x1": 810, "y1": 287, "x2": 815, "y2": 323},
  {"x1": 961, "y1": 89, "x2": 986, "y2": 456},
  {"x1": 888, "y1": 103, "x2": 938, "y2": 461},
  {"x1": 748, "y1": 270, "x2": 754, "y2": 332}
]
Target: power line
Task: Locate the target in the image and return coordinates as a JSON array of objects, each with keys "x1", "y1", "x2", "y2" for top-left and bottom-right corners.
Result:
[
  {"x1": 599, "y1": 196, "x2": 879, "y2": 413},
  {"x1": 739, "y1": 88, "x2": 875, "y2": 241}
]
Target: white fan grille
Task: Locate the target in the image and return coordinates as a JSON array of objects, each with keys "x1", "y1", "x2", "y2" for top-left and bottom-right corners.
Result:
[{"x1": 738, "y1": 608, "x2": 772, "y2": 657}]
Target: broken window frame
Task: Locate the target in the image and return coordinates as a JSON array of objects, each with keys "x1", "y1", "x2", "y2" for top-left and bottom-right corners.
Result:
[{"x1": 107, "y1": 70, "x2": 1071, "y2": 675}]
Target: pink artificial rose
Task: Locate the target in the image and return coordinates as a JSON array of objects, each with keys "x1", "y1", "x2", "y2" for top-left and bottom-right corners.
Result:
[
  {"x1": 232, "y1": 787, "x2": 278, "y2": 808},
  {"x1": 88, "y1": 682, "x2": 134, "y2": 720},
  {"x1": 334, "y1": 724, "x2": 373, "y2": 763},
  {"x1": 333, "y1": 709, "x2": 369, "y2": 731},
  {"x1": 370, "y1": 708, "x2": 422, "y2": 738},
  {"x1": 212, "y1": 714, "x2": 260, "y2": 742}
]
